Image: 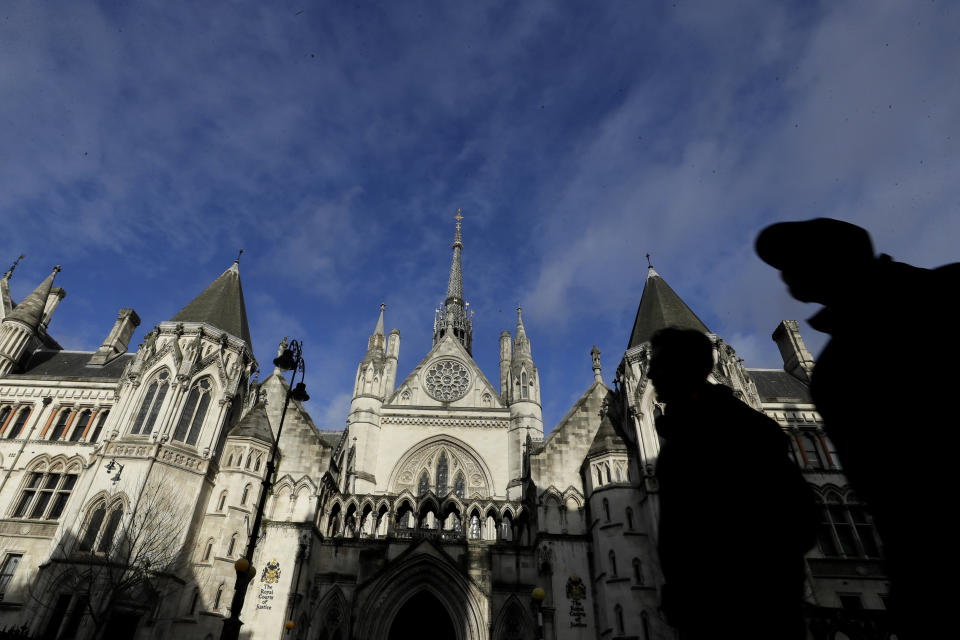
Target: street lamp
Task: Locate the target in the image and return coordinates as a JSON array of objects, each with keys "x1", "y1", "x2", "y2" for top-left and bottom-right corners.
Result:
[
  {"x1": 221, "y1": 339, "x2": 308, "y2": 640},
  {"x1": 531, "y1": 587, "x2": 546, "y2": 639}
]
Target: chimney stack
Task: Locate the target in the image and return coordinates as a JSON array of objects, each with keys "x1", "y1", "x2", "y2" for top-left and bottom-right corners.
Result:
[
  {"x1": 89, "y1": 308, "x2": 141, "y2": 366},
  {"x1": 772, "y1": 320, "x2": 815, "y2": 382}
]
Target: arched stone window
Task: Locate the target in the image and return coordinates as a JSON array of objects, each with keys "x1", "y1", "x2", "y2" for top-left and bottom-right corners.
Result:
[
  {"x1": 69, "y1": 410, "x2": 92, "y2": 442},
  {"x1": 604, "y1": 463, "x2": 612, "y2": 484},
  {"x1": 436, "y1": 452, "x2": 448, "y2": 495},
  {"x1": 245, "y1": 453, "x2": 253, "y2": 469},
  {"x1": 625, "y1": 507, "x2": 634, "y2": 530},
  {"x1": 89, "y1": 410, "x2": 108, "y2": 442},
  {"x1": 632, "y1": 558, "x2": 644, "y2": 584},
  {"x1": 172, "y1": 378, "x2": 213, "y2": 446},
  {"x1": 602, "y1": 498, "x2": 610, "y2": 522},
  {"x1": 12, "y1": 467, "x2": 78, "y2": 520},
  {"x1": 6, "y1": 407, "x2": 30, "y2": 439},
  {"x1": 131, "y1": 370, "x2": 170, "y2": 435},
  {"x1": 641, "y1": 611, "x2": 650, "y2": 639},
  {"x1": 417, "y1": 471, "x2": 430, "y2": 496},
  {"x1": 608, "y1": 550, "x2": 617, "y2": 576},
  {"x1": 254, "y1": 454, "x2": 262, "y2": 472},
  {"x1": 817, "y1": 491, "x2": 880, "y2": 558},
  {"x1": 596, "y1": 466, "x2": 603, "y2": 487},
  {"x1": 520, "y1": 371, "x2": 528, "y2": 399},
  {"x1": 469, "y1": 513, "x2": 481, "y2": 539},
  {"x1": 0, "y1": 406, "x2": 10, "y2": 430},
  {"x1": 78, "y1": 499, "x2": 124, "y2": 553},
  {"x1": 241, "y1": 484, "x2": 251, "y2": 505},
  {"x1": 202, "y1": 538, "x2": 214, "y2": 562},
  {"x1": 216, "y1": 491, "x2": 227, "y2": 512},
  {"x1": 226, "y1": 533, "x2": 239, "y2": 557},
  {"x1": 614, "y1": 604, "x2": 624, "y2": 635},
  {"x1": 188, "y1": 588, "x2": 199, "y2": 615},
  {"x1": 49, "y1": 409, "x2": 71, "y2": 440},
  {"x1": 213, "y1": 583, "x2": 224, "y2": 610},
  {"x1": 453, "y1": 472, "x2": 465, "y2": 499}
]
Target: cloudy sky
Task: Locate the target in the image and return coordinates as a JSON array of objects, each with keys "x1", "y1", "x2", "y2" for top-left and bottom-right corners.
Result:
[{"x1": 1, "y1": 1, "x2": 957, "y2": 431}]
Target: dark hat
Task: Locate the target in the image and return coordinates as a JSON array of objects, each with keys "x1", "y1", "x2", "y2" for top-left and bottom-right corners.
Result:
[{"x1": 755, "y1": 218, "x2": 874, "y2": 271}]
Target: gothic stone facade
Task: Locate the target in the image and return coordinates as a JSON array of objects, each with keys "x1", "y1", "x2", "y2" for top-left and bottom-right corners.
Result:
[{"x1": 0, "y1": 238, "x2": 888, "y2": 640}]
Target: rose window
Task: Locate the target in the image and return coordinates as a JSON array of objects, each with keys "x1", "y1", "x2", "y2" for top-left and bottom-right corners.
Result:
[{"x1": 424, "y1": 359, "x2": 470, "y2": 402}]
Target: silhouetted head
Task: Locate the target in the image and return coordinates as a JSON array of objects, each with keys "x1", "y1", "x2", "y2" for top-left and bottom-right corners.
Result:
[
  {"x1": 755, "y1": 218, "x2": 874, "y2": 304},
  {"x1": 648, "y1": 328, "x2": 713, "y2": 403}
]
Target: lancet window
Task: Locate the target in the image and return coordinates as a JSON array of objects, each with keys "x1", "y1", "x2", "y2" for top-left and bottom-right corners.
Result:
[
  {"x1": 131, "y1": 370, "x2": 170, "y2": 435},
  {"x1": 78, "y1": 499, "x2": 124, "y2": 553},
  {"x1": 6, "y1": 408, "x2": 30, "y2": 439},
  {"x1": 418, "y1": 471, "x2": 430, "y2": 496},
  {"x1": 49, "y1": 410, "x2": 71, "y2": 440},
  {"x1": 69, "y1": 410, "x2": 92, "y2": 441},
  {"x1": 89, "y1": 410, "x2": 108, "y2": 442},
  {"x1": 12, "y1": 470, "x2": 78, "y2": 520},
  {"x1": 436, "y1": 452, "x2": 448, "y2": 495},
  {"x1": 454, "y1": 472, "x2": 465, "y2": 499},
  {"x1": 172, "y1": 377, "x2": 212, "y2": 446}
]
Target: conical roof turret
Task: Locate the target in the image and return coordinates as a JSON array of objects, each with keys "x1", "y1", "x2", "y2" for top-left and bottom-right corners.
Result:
[
  {"x1": 171, "y1": 261, "x2": 252, "y2": 346},
  {"x1": 587, "y1": 413, "x2": 629, "y2": 457},
  {"x1": 512, "y1": 307, "x2": 532, "y2": 361},
  {"x1": 7, "y1": 265, "x2": 60, "y2": 330},
  {"x1": 228, "y1": 401, "x2": 274, "y2": 443},
  {"x1": 627, "y1": 263, "x2": 710, "y2": 349}
]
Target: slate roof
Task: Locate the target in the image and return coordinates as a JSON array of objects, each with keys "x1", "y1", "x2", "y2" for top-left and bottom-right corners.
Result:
[
  {"x1": 8, "y1": 350, "x2": 133, "y2": 381},
  {"x1": 587, "y1": 414, "x2": 629, "y2": 457},
  {"x1": 171, "y1": 262, "x2": 252, "y2": 346},
  {"x1": 628, "y1": 267, "x2": 710, "y2": 349},
  {"x1": 317, "y1": 431, "x2": 343, "y2": 448},
  {"x1": 748, "y1": 369, "x2": 813, "y2": 403},
  {"x1": 228, "y1": 402, "x2": 274, "y2": 443}
]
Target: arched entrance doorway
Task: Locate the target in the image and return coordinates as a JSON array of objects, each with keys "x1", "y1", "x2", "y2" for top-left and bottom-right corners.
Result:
[{"x1": 388, "y1": 590, "x2": 456, "y2": 640}]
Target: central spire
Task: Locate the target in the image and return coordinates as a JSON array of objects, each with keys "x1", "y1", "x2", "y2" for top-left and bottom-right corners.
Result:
[{"x1": 434, "y1": 208, "x2": 473, "y2": 354}]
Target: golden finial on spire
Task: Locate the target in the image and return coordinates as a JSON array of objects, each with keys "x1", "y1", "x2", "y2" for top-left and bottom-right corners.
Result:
[{"x1": 453, "y1": 208, "x2": 464, "y2": 246}]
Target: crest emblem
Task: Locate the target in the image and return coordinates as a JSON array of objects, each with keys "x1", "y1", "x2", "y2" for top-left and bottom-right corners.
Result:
[
  {"x1": 261, "y1": 558, "x2": 281, "y2": 584},
  {"x1": 566, "y1": 574, "x2": 586, "y2": 601}
]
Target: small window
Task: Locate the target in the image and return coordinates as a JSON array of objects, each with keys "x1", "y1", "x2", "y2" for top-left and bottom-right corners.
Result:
[
  {"x1": 217, "y1": 491, "x2": 227, "y2": 512},
  {"x1": 189, "y1": 589, "x2": 199, "y2": 615},
  {"x1": 615, "y1": 466, "x2": 622, "y2": 482},
  {"x1": 78, "y1": 501, "x2": 123, "y2": 553},
  {"x1": 609, "y1": 550, "x2": 617, "y2": 576},
  {"x1": 0, "y1": 554, "x2": 23, "y2": 597},
  {"x1": 203, "y1": 540, "x2": 213, "y2": 562},
  {"x1": 418, "y1": 471, "x2": 430, "y2": 496},
  {"x1": 596, "y1": 466, "x2": 603, "y2": 487},
  {"x1": 69, "y1": 410, "x2": 92, "y2": 442},
  {"x1": 632, "y1": 558, "x2": 644, "y2": 584},
  {"x1": 90, "y1": 410, "x2": 108, "y2": 442},
  {"x1": 241, "y1": 485, "x2": 250, "y2": 505},
  {"x1": 254, "y1": 455, "x2": 262, "y2": 472},
  {"x1": 605, "y1": 463, "x2": 612, "y2": 483},
  {"x1": 823, "y1": 436, "x2": 842, "y2": 469},
  {"x1": 625, "y1": 507, "x2": 634, "y2": 530},
  {"x1": 602, "y1": 498, "x2": 610, "y2": 522},
  {"x1": 838, "y1": 593, "x2": 863, "y2": 610},
  {"x1": 803, "y1": 434, "x2": 824, "y2": 469},
  {"x1": 436, "y1": 452, "x2": 448, "y2": 495},
  {"x1": 49, "y1": 410, "x2": 71, "y2": 440},
  {"x1": 245, "y1": 453, "x2": 252, "y2": 469},
  {"x1": 213, "y1": 584, "x2": 224, "y2": 610},
  {"x1": 227, "y1": 533, "x2": 238, "y2": 557},
  {"x1": 0, "y1": 406, "x2": 11, "y2": 431},
  {"x1": 614, "y1": 604, "x2": 624, "y2": 634},
  {"x1": 6, "y1": 408, "x2": 30, "y2": 439},
  {"x1": 453, "y1": 473, "x2": 465, "y2": 499}
]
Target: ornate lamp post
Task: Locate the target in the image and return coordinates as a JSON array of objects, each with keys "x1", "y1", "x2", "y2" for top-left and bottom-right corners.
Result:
[
  {"x1": 221, "y1": 340, "x2": 309, "y2": 640},
  {"x1": 531, "y1": 587, "x2": 546, "y2": 639}
]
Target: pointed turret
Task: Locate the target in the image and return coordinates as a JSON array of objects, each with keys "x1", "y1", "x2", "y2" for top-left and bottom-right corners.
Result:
[
  {"x1": 433, "y1": 209, "x2": 473, "y2": 354},
  {"x1": 627, "y1": 263, "x2": 710, "y2": 349},
  {"x1": 366, "y1": 303, "x2": 387, "y2": 361},
  {"x1": 587, "y1": 414, "x2": 629, "y2": 457},
  {"x1": 8, "y1": 266, "x2": 60, "y2": 330},
  {"x1": 0, "y1": 254, "x2": 25, "y2": 317},
  {"x1": 228, "y1": 401, "x2": 274, "y2": 444},
  {"x1": 171, "y1": 261, "x2": 252, "y2": 346},
  {"x1": 506, "y1": 306, "x2": 543, "y2": 496}
]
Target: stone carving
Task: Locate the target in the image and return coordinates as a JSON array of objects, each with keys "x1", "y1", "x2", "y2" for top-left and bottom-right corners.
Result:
[{"x1": 423, "y1": 359, "x2": 470, "y2": 402}]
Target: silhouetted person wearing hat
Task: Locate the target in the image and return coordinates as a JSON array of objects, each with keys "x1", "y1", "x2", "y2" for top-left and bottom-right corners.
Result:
[
  {"x1": 756, "y1": 218, "x2": 960, "y2": 638},
  {"x1": 650, "y1": 328, "x2": 816, "y2": 640}
]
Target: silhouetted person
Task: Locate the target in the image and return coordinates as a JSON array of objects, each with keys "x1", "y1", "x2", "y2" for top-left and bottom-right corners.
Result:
[
  {"x1": 757, "y1": 218, "x2": 960, "y2": 638},
  {"x1": 650, "y1": 328, "x2": 816, "y2": 640}
]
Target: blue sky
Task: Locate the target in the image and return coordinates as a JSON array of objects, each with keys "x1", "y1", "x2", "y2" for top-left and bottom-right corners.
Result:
[{"x1": 2, "y1": 1, "x2": 958, "y2": 431}]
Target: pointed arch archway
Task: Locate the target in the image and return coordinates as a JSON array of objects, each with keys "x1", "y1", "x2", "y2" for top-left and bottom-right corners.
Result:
[{"x1": 352, "y1": 545, "x2": 488, "y2": 640}]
